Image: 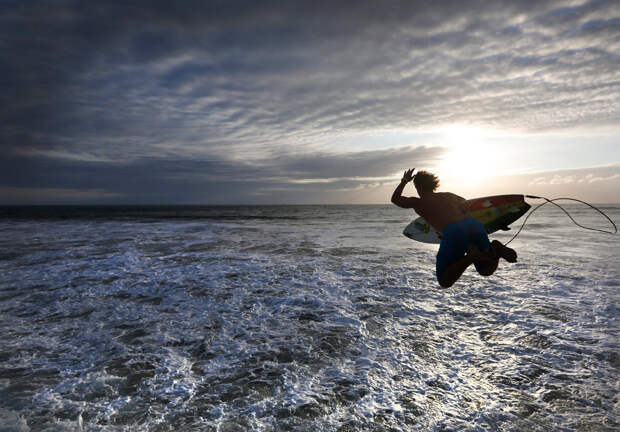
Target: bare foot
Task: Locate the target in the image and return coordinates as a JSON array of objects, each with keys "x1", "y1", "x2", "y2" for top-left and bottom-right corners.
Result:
[{"x1": 491, "y1": 240, "x2": 517, "y2": 263}]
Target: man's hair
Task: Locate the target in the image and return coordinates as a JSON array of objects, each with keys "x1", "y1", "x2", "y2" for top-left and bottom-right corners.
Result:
[{"x1": 413, "y1": 170, "x2": 440, "y2": 192}]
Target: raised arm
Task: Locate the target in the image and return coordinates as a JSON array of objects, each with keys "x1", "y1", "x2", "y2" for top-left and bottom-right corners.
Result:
[{"x1": 391, "y1": 168, "x2": 420, "y2": 209}]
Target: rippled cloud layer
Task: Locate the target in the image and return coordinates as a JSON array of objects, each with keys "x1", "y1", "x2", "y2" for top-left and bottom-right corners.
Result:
[{"x1": 2, "y1": 0, "x2": 619, "y2": 202}]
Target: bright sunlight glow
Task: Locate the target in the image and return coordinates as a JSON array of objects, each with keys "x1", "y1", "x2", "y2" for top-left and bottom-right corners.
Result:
[{"x1": 434, "y1": 125, "x2": 504, "y2": 186}]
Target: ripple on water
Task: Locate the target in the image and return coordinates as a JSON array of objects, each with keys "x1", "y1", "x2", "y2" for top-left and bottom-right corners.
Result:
[{"x1": 0, "y1": 207, "x2": 618, "y2": 431}]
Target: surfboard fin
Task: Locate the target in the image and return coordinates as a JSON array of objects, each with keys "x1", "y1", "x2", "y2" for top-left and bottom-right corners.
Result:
[{"x1": 500, "y1": 224, "x2": 511, "y2": 231}]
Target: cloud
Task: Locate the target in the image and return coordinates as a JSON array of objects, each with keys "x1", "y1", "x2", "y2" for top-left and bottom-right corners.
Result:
[
  {"x1": 585, "y1": 173, "x2": 620, "y2": 183},
  {"x1": 0, "y1": 186, "x2": 124, "y2": 204},
  {"x1": 528, "y1": 168, "x2": 620, "y2": 185},
  {"x1": 3, "y1": 2, "x2": 620, "y2": 154},
  {"x1": 0, "y1": 145, "x2": 445, "y2": 204},
  {"x1": 1, "y1": 0, "x2": 619, "y2": 203},
  {"x1": 262, "y1": 145, "x2": 445, "y2": 180},
  {"x1": 477, "y1": 164, "x2": 620, "y2": 203}
]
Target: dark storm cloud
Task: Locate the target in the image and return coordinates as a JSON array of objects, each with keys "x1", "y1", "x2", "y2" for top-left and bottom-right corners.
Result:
[
  {"x1": 1, "y1": 0, "x2": 619, "y2": 202},
  {"x1": 266, "y1": 146, "x2": 444, "y2": 180},
  {"x1": 0, "y1": 144, "x2": 442, "y2": 204}
]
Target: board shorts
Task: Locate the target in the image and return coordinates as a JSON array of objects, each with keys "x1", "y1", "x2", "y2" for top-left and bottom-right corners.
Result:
[{"x1": 436, "y1": 217, "x2": 491, "y2": 282}]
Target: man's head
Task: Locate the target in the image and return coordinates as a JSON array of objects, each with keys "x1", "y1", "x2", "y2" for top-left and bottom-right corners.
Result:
[{"x1": 413, "y1": 170, "x2": 439, "y2": 194}]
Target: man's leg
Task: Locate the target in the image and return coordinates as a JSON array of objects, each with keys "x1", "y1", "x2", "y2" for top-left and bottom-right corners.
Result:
[
  {"x1": 491, "y1": 240, "x2": 517, "y2": 263},
  {"x1": 470, "y1": 240, "x2": 518, "y2": 277},
  {"x1": 438, "y1": 253, "x2": 475, "y2": 288},
  {"x1": 439, "y1": 240, "x2": 518, "y2": 287},
  {"x1": 469, "y1": 245, "x2": 499, "y2": 276}
]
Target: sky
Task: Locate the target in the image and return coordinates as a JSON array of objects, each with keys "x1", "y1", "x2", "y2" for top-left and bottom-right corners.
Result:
[{"x1": 1, "y1": 0, "x2": 619, "y2": 204}]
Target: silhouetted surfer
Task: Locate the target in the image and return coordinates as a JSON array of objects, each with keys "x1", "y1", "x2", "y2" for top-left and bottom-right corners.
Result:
[{"x1": 391, "y1": 168, "x2": 517, "y2": 288}]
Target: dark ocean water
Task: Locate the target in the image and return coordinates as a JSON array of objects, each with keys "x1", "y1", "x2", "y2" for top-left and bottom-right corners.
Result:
[{"x1": 0, "y1": 204, "x2": 618, "y2": 431}]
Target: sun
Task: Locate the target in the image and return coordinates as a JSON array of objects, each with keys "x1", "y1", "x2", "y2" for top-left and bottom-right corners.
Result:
[{"x1": 435, "y1": 125, "x2": 503, "y2": 186}]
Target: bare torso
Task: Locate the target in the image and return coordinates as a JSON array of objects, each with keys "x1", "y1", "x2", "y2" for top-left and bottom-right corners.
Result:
[{"x1": 414, "y1": 192, "x2": 470, "y2": 232}]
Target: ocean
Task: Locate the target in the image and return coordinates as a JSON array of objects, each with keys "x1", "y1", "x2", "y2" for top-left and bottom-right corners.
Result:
[{"x1": 0, "y1": 204, "x2": 618, "y2": 431}]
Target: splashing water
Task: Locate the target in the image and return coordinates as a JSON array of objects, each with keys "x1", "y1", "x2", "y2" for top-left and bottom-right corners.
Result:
[{"x1": 0, "y1": 204, "x2": 618, "y2": 431}]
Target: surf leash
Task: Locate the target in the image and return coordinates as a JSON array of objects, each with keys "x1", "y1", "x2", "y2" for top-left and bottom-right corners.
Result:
[{"x1": 504, "y1": 196, "x2": 618, "y2": 246}]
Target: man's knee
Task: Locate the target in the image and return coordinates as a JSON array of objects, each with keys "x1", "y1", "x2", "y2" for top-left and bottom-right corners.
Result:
[
  {"x1": 476, "y1": 261, "x2": 497, "y2": 276},
  {"x1": 477, "y1": 267, "x2": 494, "y2": 276},
  {"x1": 438, "y1": 275, "x2": 454, "y2": 288}
]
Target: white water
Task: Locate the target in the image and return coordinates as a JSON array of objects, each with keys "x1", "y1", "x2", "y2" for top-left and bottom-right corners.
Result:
[{"x1": 0, "y1": 204, "x2": 618, "y2": 431}]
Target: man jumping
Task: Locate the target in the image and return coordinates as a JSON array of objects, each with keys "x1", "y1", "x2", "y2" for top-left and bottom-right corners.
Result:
[{"x1": 391, "y1": 168, "x2": 517, "y2": 288}]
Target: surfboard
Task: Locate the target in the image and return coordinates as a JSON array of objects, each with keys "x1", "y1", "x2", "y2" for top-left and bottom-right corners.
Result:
[{"x1": 403, "y1": 194, "x2": 531, "y2": 244}]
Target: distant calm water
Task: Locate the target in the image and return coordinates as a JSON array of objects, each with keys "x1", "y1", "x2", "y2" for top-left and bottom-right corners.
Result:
[{"x1": 1, "y1": 204, "x2": 618, "y2": 431}]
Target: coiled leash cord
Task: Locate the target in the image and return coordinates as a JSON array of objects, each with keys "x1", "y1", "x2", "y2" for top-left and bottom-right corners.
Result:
[{"x1": 504, "y1": 196, "x2": 618, "y2": 246}]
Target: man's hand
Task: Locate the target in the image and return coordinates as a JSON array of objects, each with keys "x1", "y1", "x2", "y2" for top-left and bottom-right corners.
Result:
[
  {"x1": 392, "y1": 168, "x2": 420, "y2": 209},
  {"x1": 402, "y1": 168, "x2": 415, "y2": 183}
]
